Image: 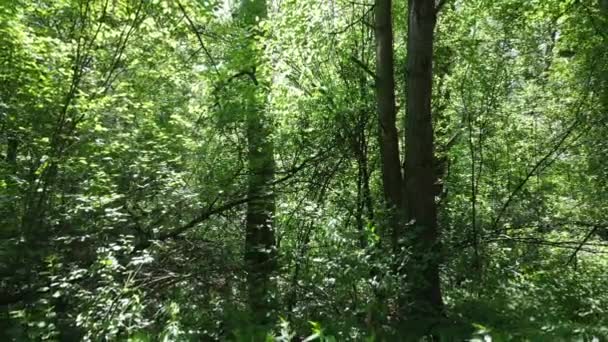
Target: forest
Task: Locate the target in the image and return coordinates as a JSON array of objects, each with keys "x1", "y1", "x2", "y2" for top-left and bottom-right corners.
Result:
[{"x1": 1, "y1": 0, "x2": 607, "y2": 340}]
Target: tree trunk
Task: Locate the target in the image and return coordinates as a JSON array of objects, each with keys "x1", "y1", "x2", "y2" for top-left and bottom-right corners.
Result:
[
  {"x1": 375, "y1": 0, "x2": 405, "y2": 253},
  {"x1": 239, "y1": 0, "x2": 277, "y2": 326},
  {"x1": 404, "y1": 0, "x2": 444, "y2": 322}
]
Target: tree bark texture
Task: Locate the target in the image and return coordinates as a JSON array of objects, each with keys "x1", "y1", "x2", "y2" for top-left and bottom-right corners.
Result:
[
  {"x1": 375, "y1": 0, "x2": 405, "y2": 252},
  {"x1": 404, "y1": 0, "x2": 444, "y2": 320},
  {"x1": 240, "y1": 0, "x2": 277, "y2": 325}
]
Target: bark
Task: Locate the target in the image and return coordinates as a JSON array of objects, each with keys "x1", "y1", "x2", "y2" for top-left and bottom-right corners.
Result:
[
  {"x1": 239, "y1": 0, "x2": 277, "y2": 325},
  {"x1": 6, "y1": 137, "x2": 17, "y2": 166},
  {"x1": 245, "y1": 108, "x2": 276, "y2": 324},
  {"x1": 2, "y1": 135, "x2": 18, "y2": 230},
  {"x1": 354, "y1": 109, "x2": 374, "y2": 248},
  {"x1": 375, "y1": 0, "x2": 405, "y2": 252},
  {"x1": 404, "y1": 0, "x2": 444, "y2": 321}
]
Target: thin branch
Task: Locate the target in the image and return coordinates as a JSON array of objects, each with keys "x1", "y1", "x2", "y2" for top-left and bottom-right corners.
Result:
[
  {"x1": 102, "y1": 0, "x2": 145, "y2": 94},
  {"x1": 157, "y1": 195, "x2": 253, "y2": 241},
  {"x1": 476, "y1": 235, "x2": 608, "y2": 251},
  {"x1": 176, "y1": 0, "x2": 220, "y2": 76},
  {"x1": 330, "y1": 4, "x2": 374, "y2": 35},
  {"x1": 227, "y1": 70, "x2": 259, "y2": 86},
  {"x1": 350, "y1": 55, "x2": 378, "y2": 82},
  {"x1": 567, "y1": 225, "x2": 599, "y2": 265},
  {"x1": 489, "y1": 117, "x2": 582, "y2": 233},
  {"x1": 132, "y1": 150, "x2": 331, "y2": 251}
]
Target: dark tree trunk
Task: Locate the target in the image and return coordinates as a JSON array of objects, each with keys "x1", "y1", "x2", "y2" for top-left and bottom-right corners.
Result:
[
  {"x1": 245, "y1": 109, "x2": 276, "y2": 324},
  {"x1": 404, "y1": 0, "x2": 444, "y2": 322},
  {"x1": 354, "y1": 109, "x2": 374, "y2": 249},
  {"x1": 2, "y1": 135, "x2": 19, "y2": 231},
  {"x1": 375, "y1": 0, "x2": 405, "y2": 252},
  {"x1": 239, "y1": 0, "x2": 277, "y2": 325},
  {"x1": 6, "y1": 137, "x2": 17, "y2": 166}
]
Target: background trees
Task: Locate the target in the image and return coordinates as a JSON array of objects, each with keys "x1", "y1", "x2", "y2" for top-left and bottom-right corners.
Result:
[{"x1": 1, "y1": 0, "x2": 607, "y2": 340}]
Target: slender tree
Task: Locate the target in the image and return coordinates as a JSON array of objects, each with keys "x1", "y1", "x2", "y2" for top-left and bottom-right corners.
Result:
[
  {"x1": 239, "y1": 0, "x2": 277, "y2": 325},
  {"x1": 404, "y1": 0, "x2": 444, "y2": 322},
  {"x1": 375, "y1": 0, "x2": 405, "y2": 253}
]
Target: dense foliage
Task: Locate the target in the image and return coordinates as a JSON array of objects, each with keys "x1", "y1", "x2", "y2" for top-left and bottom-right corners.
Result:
[{"x1": 1, "y1": 0, "x2": 607, "y2": 340}]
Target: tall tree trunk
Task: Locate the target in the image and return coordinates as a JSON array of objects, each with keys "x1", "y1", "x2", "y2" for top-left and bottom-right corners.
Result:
[
  {"x1": 239, "y1": 0, "x2": 277, "y2": 325},
  {"x1": 2, "y1": 135, "x2": 18, "y2": 230},
  {"x1": 404, "y1": 0, "x2": 444, "y2": 322},
  {"x1": 375, "y1": 0, "x2": 404, "y2": 253}
]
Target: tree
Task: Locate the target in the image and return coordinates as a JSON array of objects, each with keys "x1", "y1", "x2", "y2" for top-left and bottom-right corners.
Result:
[
  {"x1": 375, "y1": 0, "x2": 404, "y2": 254},
  {"x1": 404, "y1": 0, "x2": 444, "y2": 323},
  {"x1": 238, "y1": 0, "x2": 277, "y2": 325},
  {"x1": 3, "y1": 0, "x2": 608, "y2": 340}
]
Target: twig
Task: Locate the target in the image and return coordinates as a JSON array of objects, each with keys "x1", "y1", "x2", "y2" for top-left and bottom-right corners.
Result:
[
  {"x1": 350, "y1": 55, "x2": 378, "y2": 82},
  {"x1": 176, "y1": 0, "x2": 220, "y2": 76},
  {"x1": 489, "y1": 117, "x2": 582, "y2": 233},
  {"x1": 567, "y1": 225, "x2": 599, "y2": 265}
]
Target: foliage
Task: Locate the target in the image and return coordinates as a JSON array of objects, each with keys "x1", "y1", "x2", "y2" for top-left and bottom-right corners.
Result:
[{"x1": 1, "y1": 0, "x2": 607, "y2": 340}]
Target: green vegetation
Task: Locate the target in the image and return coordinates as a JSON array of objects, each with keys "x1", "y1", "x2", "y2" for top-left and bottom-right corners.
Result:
[{"x1": 1, "y1": 0, "x2": 607, "y2": 340}]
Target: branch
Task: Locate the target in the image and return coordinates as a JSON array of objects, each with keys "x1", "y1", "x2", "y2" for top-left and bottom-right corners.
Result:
[
  {"x1": 101, "y1": 0, "x2": 145, "y2": 94},
  {"x1": 212, "y1": 70, "x2": 260, "y2": 99},
  {"x1": 485, "y1": 236, "x2": 608, "y2": 252},
  {"x1": 227, "y1": 70, "x2": 258, "y2": 86},
  {"x1": 567, "y1": 225, "x2": 599, "y2": 265},
  {"x1": 163, "y1": 150, "x2": 329, "y2": 240},
  {"x1": 330, "y1": 4, "x2": 375, "y2": 35},
  {"x1": 176, "y1": 0, "x2": 220, "y2": 76},
  {"x1": 489, "y1": 117, "x2": 582, "y2": 233},
  {"x1": 157, "y1": 195, "x2": 255, "y2": 241},
  {"x1": 133, "y1": 150, "x2": 331, "y2": 251},
  {"x1": 350, "y1": 56, "x2": 378, "y2": 82}
]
